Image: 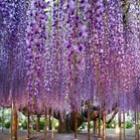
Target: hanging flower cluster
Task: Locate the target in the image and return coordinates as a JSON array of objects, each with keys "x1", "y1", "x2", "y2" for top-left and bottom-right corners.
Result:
[
  {"x1": 0, "y1": 0, "x2": 28, "y2": 107},
  {"x1": 25, "y1": 0, "x2": 48, "y2": 113}
]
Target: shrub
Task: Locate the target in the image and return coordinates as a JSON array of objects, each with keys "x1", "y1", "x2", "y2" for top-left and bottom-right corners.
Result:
[
  {"x1": 106, "y1": 120, "x2": 116, "y2": 128},
  {"x1": 5, "y1": 121, "x2": 11, "y2": 129},
  {"x1": 39, "y1": 120, "x2": 45, "y2": 130},
  {"x1": 125, "y1": 121, "x2": 133, "y2": 129},
  {"x1": 21, "y1": 121, "x2": 27, "y2": 129}
]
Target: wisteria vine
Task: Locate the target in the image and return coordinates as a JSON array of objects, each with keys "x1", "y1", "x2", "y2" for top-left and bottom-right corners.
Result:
[{"x1": 0, "y1": 0, "x2": 139, "y2": 113}]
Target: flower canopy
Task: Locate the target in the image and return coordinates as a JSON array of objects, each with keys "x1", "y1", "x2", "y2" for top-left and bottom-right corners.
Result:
[{"x1": 0, "y1": 0, "x2": 140, "y2": 113}]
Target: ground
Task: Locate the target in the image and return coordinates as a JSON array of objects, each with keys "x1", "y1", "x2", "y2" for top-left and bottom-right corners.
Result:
[{"x1": 0, "y1": 129, "x2": 136, "y2": 140}]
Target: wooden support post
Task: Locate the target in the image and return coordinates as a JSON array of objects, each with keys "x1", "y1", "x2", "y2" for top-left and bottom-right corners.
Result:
[
  {"x1": 26, "y1": 109, "x2": 31, "y2": 140},
  {"x1": 51, "y1": 109, "x2": 54, "y2": 140},
  {"x1": 74, "y1": 112, "x2": 78, "y2": 140},
  {"x1": 135, "y1": 109, "x2": 139, "y2": 140},
  {"x1": 98, "y1": 109, "x2": 101, "y2": 138},
  {"x1": 118, "y1": 111, "x2": 122, "y2": 140},
  {"x1": 93, "y1": 119, "x2": 95, "y2": 135},
  {"x1": 44, "y1": 108, "x2": 48, "y2": 140},
  {"x1": 49, "y1": 108, "x2": 52, "y2": 131},
  {"x1": 102, "y1": 111, "x2": 106, "y2": 140},
  {"x1": 11, "y1": 103, "x2": 18, "y2": 140},
  {"x1": 135, "y1": 111, "x2": 138, "y2": 140},
  {"x1": 137, "y1": 110, "x2": 139, "y2": 140},
  {"x1": 2, "y1": 107, "x2": 4, "y2": 133},
  {"x1": 11, "y1": 105, "x2": 13, "y2": 140},
  {"x1": 123, "y1": 111, "x2": 125, "y2": 140},
  {"x1": 93, "y1": 119, "x2": 97, "y2": 136},
  {"x1": 36, "y1": 114, "x2": 40, "y2": 132},
  {"x1": 87, "y1": 103, "x2": 91, "y2": 140}
]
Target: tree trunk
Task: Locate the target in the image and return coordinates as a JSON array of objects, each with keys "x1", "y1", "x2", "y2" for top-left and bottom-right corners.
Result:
[
  {"x1": 65, "y1": 114, "x2": 71, "y2": 133},
  {"x1": 58, "y1": 119, "x2": 66, "y2": 133}
]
